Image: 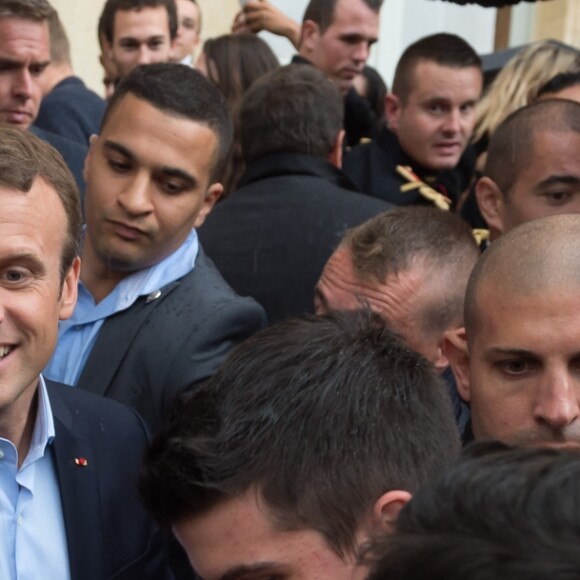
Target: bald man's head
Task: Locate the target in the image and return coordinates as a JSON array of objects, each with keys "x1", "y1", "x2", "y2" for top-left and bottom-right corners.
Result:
[
  {"x1": 446, "y1": 214, "x2": 580, "y2": 446},
  {"x1": 465, "y1": 214, "x2": 580, "y2": 341},
  {"x1": 476, "y1": 100, "x2": 580, "y2": 238}
]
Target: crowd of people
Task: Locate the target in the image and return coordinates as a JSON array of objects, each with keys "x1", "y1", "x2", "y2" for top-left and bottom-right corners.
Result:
[{"x1": 1, "y1": 0, "x2": 580, "y2": 578}]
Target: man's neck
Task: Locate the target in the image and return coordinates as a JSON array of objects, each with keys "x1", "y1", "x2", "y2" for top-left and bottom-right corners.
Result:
[{"x1": 80, "y1": 240, "x2": 130, "y2": 304}]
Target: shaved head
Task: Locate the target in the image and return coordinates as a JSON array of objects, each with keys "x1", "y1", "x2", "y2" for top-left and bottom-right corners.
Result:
[
  {"x1": 485, "y1": 100, "x2": 580, "y2": 196},
  {"x1": 465, "y1": 214, "x2": 580, "y2": 342}
]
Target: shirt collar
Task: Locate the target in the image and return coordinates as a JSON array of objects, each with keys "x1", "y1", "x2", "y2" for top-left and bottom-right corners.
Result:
[{"x1": 21, "y1": 375, "x2": 55, "y2": 469}]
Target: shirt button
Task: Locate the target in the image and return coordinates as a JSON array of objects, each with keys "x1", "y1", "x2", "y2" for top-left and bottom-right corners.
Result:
[
  {"x1": 0, "y1": 449, "x2": 4, "y2": 460},
  {"x1": 17, "y1": 515, "x2": 22, "y2": 526}
]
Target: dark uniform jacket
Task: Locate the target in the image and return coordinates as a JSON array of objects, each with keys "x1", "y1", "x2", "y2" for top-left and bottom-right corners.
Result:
[{"x1": 343, "y1": 126, "x2": 475, "y2": 207}]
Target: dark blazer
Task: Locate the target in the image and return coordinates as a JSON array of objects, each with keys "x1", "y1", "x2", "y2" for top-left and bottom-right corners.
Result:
[
  {"x1": 76, "y1": 249, "x2": 266, "y2": 432},
  {"x1": 35, "y1": 76, "x2": 107, "y2": 146},
  {"x1": 47, "y1": 380, "x2": 170, "y2": 580},
  {"x1": 31, "y1": 125, "x2": 87, "y2": 197},
  {"x1": 198, "y1": 153, "x2": 392, "y2": 324}
]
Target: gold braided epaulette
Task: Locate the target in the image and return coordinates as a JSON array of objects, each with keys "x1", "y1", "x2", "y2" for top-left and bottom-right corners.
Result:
[{"x1": 396, "y1": 165, "x2": 451, "y2": 211}]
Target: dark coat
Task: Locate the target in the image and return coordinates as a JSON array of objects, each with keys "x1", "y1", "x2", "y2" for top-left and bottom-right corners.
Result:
[
  {"x1": 47, "y1": 380, "x2": 170, "y2": 580},
  {"x1": 35, "y1": 76, "x2": 107, "y2": 146},
  {"x1": 31, "y1": 125, "x2": 87, "y2": 198},
  {"x1": 198, "y1": 153, "x2": 392, "y2": 324},
  {"x1": 75, "y1": 248, "x2": 266, "y2": 432},
  {"x1": 343, "y1": 126, "x2": 475, "y2": 207}
]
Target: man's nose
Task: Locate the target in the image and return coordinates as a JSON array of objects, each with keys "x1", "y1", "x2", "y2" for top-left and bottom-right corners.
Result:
[
  {"x1": 137, "y1": 45, "x2": 154, "y2": 65},
  {"x1": 534, "y1": 371, "x2": 580, "y2": 431},
  {"x1": 12, "y1": 69, "x2": 33, "y2": 99},
  {"x1": 117, "y1": 173, "x2": 154, "y2": 216},
  {"x1": 442, "y1": 109, "x2": 461, "y2": 135},
  {"x1": 352, "y1": 42, "x2": 370, "y2": 65}
]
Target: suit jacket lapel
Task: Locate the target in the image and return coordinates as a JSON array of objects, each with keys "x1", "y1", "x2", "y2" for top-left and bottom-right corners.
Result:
[
  {"x1": 49, "y1": 384, "x2": 105, "y2": 580},
  {"x1": 77, "y1": 281, "x2": 180, "y2": 396}
]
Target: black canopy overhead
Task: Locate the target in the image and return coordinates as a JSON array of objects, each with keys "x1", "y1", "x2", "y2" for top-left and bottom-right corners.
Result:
[{"x1": 430, "y1": 0, "x2": 549, "y2": 5}]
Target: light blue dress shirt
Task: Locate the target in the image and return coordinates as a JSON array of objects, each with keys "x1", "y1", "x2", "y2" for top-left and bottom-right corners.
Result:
[
  {"x1": 44, "y1": 229, "x2": 199, "y2": 386},
  {"x1": 0, "y1": 376, "x2": 70, "y2": 580}
]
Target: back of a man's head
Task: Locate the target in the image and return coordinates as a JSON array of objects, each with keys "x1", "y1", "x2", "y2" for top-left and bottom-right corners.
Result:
[
  {"x1": 140, "y1": 310, "x2": 460, "y2": 577},
  {"x1": 100, "y1": 0, "x2": 178, "y2": 44},
  {"x1": 477, "y1": 99, "x2": 580, "y2": 237},
  {"x1": 102, "y1": 62, "x2": 233, "y2": 181},
  {"x1": 368, "y1": 442, "x2": 580, "y2": 580},
  {"x1": 392, "y1": 33, "x2": 481, "y2": 103},
  {"x1": 316, "y1": 207, "x2": 479, "y2": 368},
  {"x1": 240, "y1": 64, "x2": 343, "y2": 166}
]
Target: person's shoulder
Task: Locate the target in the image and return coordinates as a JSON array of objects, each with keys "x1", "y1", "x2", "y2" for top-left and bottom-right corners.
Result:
[{"x1": 47, "y1": 379, "x2": 148, "y2": 439}]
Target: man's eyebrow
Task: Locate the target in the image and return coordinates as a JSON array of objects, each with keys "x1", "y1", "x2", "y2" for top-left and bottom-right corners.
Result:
[
  {"x1": 536, "y1": 174, "x2": 580, "y2": 189},
  {"x1": 102, "y1": 140, "x2": 135, "y2": 161},
  {"x1": 0, "y1": 252, "x2": 46, "y2": 274},
  {"x1": 157, "y1": 166, "x2": 198, "y2": 189},
  {"x1": 220, "y1": 562, "x2": 283, "y2": 580},
  {"x1": 483, "y1": 347, "x2": 537, "y2": 359}
]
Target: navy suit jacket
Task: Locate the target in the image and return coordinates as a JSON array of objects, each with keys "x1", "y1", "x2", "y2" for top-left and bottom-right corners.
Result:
[
  {"x1": 47, "y1": 380, "x2": 170, "y2": 580},
  {"x1": 75, "y1": 248, "x2": 266, "y2": 433},
  {"x1": 31, "y1": 126, "x2": 87, "y2": 198},
  {"x1": 35, "y1": 76, "x2": 106, "y2": 146}
]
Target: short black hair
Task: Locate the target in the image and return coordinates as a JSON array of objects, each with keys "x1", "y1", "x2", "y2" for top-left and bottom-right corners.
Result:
[
  {"x1": 368, "y1": 442, "x2": 580, "y2": 580},
  {"x1": 240, "y1": 64, "x2": 343, "y2": 164},
  {"x1": 392, "y1": 33, "x2": 481, "y2": 103},
  {"x1": 483, "y1": 99, "x2": 580, "y2": 195},
  {"x1": 140, "y1": 310, "x2": 460, "y2": 557},
  {"x1": 102, "y1": 63, "x2": 233, "y2": 182},
  {"x1": 100, "y1": 0, "x2": 178, "y2": 44},
  {"x1": 302, "y1": 0, "x2": 383, "y2": 33},
  {"x1": 538, "y1": 69, "x2": 580, "y2": 99}
]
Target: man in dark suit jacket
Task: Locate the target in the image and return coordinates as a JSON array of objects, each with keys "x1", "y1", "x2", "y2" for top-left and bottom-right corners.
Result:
[
  {"x1": 199, "y1": 64, "x2": 391, "y2": 324},
  {"x1": 0, "y1": 2, "x2": 87, "y2": 195},
  {"x1": 0, "y1": 125, "x2": 168, "y2": 578},
  {"x1": 44, "y1": 63, "x2": 266, "y2": 431}
]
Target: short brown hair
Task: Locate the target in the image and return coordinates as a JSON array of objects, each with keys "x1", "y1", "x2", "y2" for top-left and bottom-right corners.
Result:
[
  {"x1": 345, "y1": 207, "x2": 479, "y2": 337},
  {"x1": 0, "y1": 0, "x2": 54, "y2": 20},
  {"x1": 48, "y1": 11, "x2": 71, "y2": 66},
  {"x1": 0, "y1": 126, "x2": 81, "y2": 282},
  {"x1": 392, "y1": 33, "x2": 481, "y2": 103}
]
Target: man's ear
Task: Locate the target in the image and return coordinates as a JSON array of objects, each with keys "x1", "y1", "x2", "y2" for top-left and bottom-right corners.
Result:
[
  {"x1": 59, "y1": 256, "x2": 81, "y2": 320},
  {"x1": 384, "y1": 93, "x2": 402, "y2": 133},
  {"x1": 433, "y1": 335, "x2": 450, "y2": 374},
  {"x1": 83, "y1": 134, "x2": 99, "y2": 183},
  {"x1": 328, "y1": 130, "x2": 345, "y2": 168},
  {"x1": 371, "y1": 490, "x2": 412, "y2": 534},
  {"x1": 443, "y1": 328, "x2": 471, "y2": 402},
  {"x1": 299, "y1": 20, "x2": 320, "y2": 53},
  {"x1": 193, "y1": 182, "x2": 223, "y2": 228},
  {"x1": 476, "y1": 176, "x2": 507, "y2": 238}
]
